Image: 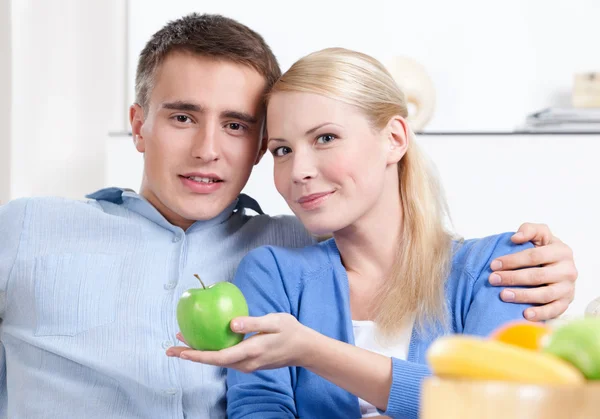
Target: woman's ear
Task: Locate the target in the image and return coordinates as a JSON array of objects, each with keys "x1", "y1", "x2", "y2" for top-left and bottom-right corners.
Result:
[
  {"x1": 130, "y1": 103, "x2": 146, "y2": 153},
  {"x1": 386, "y1": 116, "x2": 410, "y2": 165}
]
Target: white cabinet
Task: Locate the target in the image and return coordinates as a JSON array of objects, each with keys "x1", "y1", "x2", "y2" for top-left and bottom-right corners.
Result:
[{"x1": 413, "y1": 133, "x2": 599, "y2": 317}]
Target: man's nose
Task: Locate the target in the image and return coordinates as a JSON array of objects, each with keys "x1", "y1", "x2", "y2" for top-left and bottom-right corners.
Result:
[{"x1": 191, "y1": 124, "x2": 220, "y2": 161}]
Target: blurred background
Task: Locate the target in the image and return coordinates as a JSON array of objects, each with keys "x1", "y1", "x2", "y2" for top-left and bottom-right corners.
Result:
[{"x1": 1, "y1": 0, "x2": 599, "y2": 315}]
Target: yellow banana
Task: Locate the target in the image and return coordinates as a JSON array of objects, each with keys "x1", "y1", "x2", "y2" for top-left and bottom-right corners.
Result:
[{"x1": 426, "y1": 335, "x2": 585, "y2": 385}]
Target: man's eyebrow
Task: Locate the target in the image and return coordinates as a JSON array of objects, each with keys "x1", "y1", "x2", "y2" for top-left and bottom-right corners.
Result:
[
  {"x1": 222, "y1": 111, "x2": 258, "y2": 125},
  {"x1": 161, "y1": 101, "x2": 203, "y2": 112}
]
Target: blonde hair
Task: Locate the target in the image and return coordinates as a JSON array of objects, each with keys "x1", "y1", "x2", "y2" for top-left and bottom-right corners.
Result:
[{"x1": 269, "y1": 48, "x2": 455, "y2": 336}]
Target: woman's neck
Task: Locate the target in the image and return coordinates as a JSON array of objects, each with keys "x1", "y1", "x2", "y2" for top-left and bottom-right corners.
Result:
[{"x1": 333, "y1": 175, "x2": 402, "y2": 284}]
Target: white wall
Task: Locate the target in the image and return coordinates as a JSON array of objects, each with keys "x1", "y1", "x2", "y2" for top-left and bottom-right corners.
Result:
[
  {"x1": 9, "y1": 0, "x2": 127, "y2": 200},
  {"x1": 0, "y1": 0, "x2": 11, "y2": 205},
  {"x1": 128, "y1": 0, "x2": 600, "y2": 132},
  {"x1": 6, "y1": 0, "x2": 599, "y2": 315},
  {"x1": 110, "y1": 1, "x2": 600, "y2": 315}
]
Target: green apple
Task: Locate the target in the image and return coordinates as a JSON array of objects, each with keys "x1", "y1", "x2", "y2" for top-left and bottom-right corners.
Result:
[
  {"x1": 177, "y1": 274, "x2": 249, "y2": 351},
  {"x1": 543, "y1": 317, "x2": 600, "y2": 380}
]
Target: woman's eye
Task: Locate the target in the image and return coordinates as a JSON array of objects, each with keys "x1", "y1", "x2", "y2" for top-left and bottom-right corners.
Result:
[
  {"x1": 272, "y1": 146, "x2": 292, "y2": 157},
  {"x1": 316, "y1": 134, "x2": 336, "y2": 144}
]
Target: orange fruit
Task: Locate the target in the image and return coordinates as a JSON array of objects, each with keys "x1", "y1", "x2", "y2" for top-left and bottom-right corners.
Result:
[{"x1": 490, "y1": 321, "x2": 551, "y2": 351}]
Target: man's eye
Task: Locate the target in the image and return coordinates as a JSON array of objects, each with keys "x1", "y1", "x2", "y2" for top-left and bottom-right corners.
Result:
[
  {"x1": 175, "y1": 115, "x2": 191, "y2": 123},
  {"x1": 224, "y1": 123, "x2": 249, "y2": 134}
]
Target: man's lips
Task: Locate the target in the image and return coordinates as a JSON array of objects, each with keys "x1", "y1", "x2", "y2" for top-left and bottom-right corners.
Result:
[
  {"x1": 179, "y1": 173, "x2": 224, "y2": 194},
  {"x1": 180, "y1": 172, "x2": 223, "y2": 182}
]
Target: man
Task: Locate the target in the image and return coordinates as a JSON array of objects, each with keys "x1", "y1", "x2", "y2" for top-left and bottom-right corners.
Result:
[{"x1": 0, "y1": 13, "x2": 577, "y2": 419}]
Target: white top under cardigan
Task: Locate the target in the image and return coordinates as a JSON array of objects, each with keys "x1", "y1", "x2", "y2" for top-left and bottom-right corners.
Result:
[{"x1": 352, "y1": 318, "x2": 415, "y2": 417}]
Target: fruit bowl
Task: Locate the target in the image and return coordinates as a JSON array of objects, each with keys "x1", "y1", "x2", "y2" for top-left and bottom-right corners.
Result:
[
  {"x1": 421, "y1": 318, "x2": 600, "y2": 418},
  {"x1": 421, "y1": 377, "x2": 600, "y2": 419}
]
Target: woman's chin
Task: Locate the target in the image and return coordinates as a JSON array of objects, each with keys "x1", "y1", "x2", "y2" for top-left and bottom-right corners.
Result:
[
  {"x1": 294, "y1": 211, "x2": 347, "y2": 237},
  {"x1": 304, "y1": 222, "x2": 337, "y2": 238}
]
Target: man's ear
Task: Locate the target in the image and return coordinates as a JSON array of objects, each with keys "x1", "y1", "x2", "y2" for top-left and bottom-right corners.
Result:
[
  {"x1": 254, "y1": 131, "x2": 268, "y2": 165},
  {"x1": 386, "y1": 116, "x2": 410, "y2": 165},
  {"x1": 130, "y1": 103, "x2": 146, "y2": 153}
]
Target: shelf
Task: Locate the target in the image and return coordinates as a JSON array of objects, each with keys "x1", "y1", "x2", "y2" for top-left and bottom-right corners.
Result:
[
  {"x1": 108, "y1": 131, "x2": 600, "y2": 137},
  {"x1": 416, "y1": 131, "x2": 600, "y2": 136},
  {"x1": 109, "y1": 131, "x2": 133, "y2": 137}
]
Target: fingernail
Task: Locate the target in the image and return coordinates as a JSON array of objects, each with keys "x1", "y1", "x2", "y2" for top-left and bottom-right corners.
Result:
[
  {"x1": 503, "y1": 290, "x2": 515, "y2": 301},
  {"x1": 176, "y1": 332, "x2": 183, "y2": 340},
  {"x1": 489, "y1": 273, "x2": 502, "y2": 285},
  {"x1": 525, "y1": 310, "x2": 536, "y2": 320},
  {"x1": 231, "y1": 321, "x2": 243, "y2": 332},
  {"x1": 513, "y1": 232, "x2": 525, "y2": 240},
  {"x1": 491, "y1": 260, "x2": 502, "y2": 271},
  {"x1": 180, "y1": 352, "x2": 189, "y2": 360},
  {"x1": 166, "y1": 350, "x2": 174, "y2": 357}
]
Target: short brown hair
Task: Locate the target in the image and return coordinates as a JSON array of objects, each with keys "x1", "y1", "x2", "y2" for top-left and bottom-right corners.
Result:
[{"x1": 135, "y1": 13, "x2": 281, "y2": 112}]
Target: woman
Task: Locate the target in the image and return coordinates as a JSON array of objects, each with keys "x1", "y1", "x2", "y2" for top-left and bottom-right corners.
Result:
[{"x1": 168, "y1": 48, "x2": 559, "y2": 418}]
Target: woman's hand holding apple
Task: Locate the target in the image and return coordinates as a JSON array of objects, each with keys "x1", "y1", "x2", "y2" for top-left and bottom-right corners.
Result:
[{"x1": 167, "y1": 313, "x2": 317, "y2": 372}]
